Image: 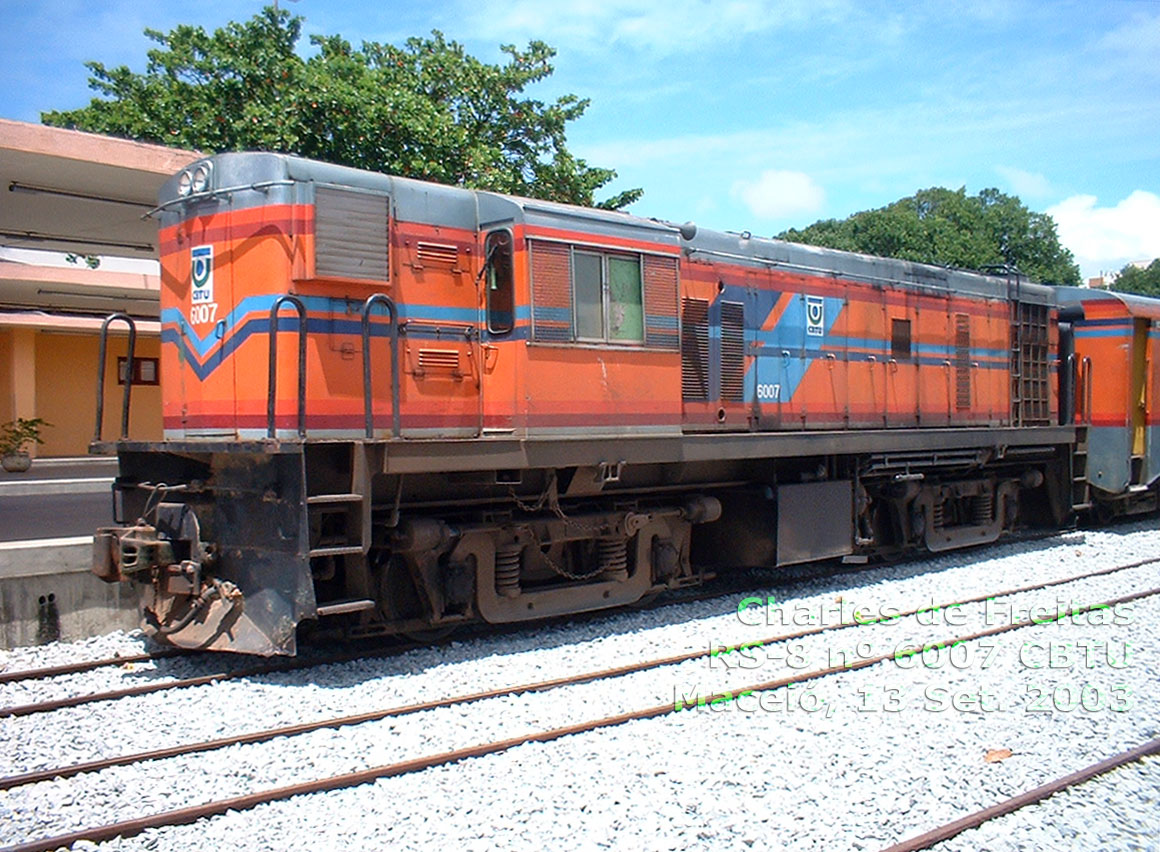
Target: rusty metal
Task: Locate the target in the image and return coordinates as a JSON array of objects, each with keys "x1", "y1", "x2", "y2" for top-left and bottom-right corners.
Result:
[
  {"x1": 0, "y1": 641, "x2": 415, "y2": 719},
  {"x1": 92, "y1": 312, "x2": 137, "y2": 444},
  {"x1": 0, "y1": 648, "x2": 189, "y2": 686},
  {"x1": 879, "y1": 737, "x2": 1160, "y2": 852},
  {"x1": 7, "y1": 583, "x2": 1158, "y2": 852}
]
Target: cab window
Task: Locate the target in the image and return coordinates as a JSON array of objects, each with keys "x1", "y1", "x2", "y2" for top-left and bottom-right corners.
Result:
[{"x1": 485, "y1": 230, "x2": 514, "y2": 334}]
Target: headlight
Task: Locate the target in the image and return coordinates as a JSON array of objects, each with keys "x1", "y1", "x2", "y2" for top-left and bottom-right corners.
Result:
[
  {"x1": 177, "y1": 170, "x2": 193, "y2": 197},
  {"x1": 191, "y1": 163, "x2": 212, "y2": 194}
]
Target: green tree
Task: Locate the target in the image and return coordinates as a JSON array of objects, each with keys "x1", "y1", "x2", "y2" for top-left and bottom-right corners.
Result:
[
  {"x1": 1112, "y1": 259, "x2": 1160, "y2": 296},
  {"x1": 42, "y1": 7, "x2": 641, "y2": 209},
  {"x1": 780, "y1": 187, "x2": 1081, "y2": 285}
]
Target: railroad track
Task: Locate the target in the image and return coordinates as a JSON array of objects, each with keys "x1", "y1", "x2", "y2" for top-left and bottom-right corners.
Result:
[
  {"x1": 880, "y1": 738, "x2": 1160, "y2": 852},
  {"x1": 3, "y1": 555, "x2": 1157, "y2": 852},
  {"x1": 0, "y1": 527, "x2": 1095, "y2": 717}
]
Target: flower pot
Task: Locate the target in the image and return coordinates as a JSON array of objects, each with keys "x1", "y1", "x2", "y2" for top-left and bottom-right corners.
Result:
[{"x1": 1, "y1": 452, "x2": 31, "y2": 473}]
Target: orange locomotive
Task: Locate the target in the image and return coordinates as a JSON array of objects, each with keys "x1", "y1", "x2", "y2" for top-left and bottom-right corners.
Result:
[{"x1": 89, "y1": 152, "x2": 1143, "y2": 655}]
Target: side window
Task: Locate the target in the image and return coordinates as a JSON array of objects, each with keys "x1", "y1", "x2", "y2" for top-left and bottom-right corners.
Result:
[
  {"x1": 528, "y1": 238, "x2": 676, "y2": 348},
  {"x1": 485, "y1": 230, "x2": 514, "y2": 334},
  {"x1": 569, "y1": 251, "x2": 644, "y2": 343},
  {"x1": 607, "y1": 255, "x2": 644, "y2": 341},
  {"x1": 574, "y1": 252, "x2": 604, "y2": 339}
]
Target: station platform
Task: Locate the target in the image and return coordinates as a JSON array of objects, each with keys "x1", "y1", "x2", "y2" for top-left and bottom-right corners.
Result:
[{"x1": 0, "y1": 457, "x2": 137, "y2": 649}]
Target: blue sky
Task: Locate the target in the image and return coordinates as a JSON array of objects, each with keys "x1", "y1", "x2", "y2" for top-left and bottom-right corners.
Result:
[{"x1": 2, "y1": 0, "x2": 1158, "y2": 279}]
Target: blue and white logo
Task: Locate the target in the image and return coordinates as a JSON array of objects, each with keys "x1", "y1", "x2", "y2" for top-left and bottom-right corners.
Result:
[
  {"x1": 191, "y1": 245, "x2": 213, "y2": 304},
  {"x1": 806, "y1": 295, "x2": 825, "y2": 337}
]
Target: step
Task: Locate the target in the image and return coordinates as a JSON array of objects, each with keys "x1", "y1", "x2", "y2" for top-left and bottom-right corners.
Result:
[
  {"x1": 308, "y1": 545, "x2": 365, "y2": 558},
  {"x1": 307, "y1": 493, "x2": 364, "y2": 505},
  {"x1": 316, "y1": 599, "x2": 375, "y2": 617}
]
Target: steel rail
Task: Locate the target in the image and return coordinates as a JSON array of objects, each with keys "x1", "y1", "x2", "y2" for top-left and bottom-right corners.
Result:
[
  {"x1": 2, "y1": 552, "x2": 1154, "y2": 720},
  {"x1": 0, "y1": 648, "x2": 191, "y2": 686},
  {"x1": 879, "y1": 737, "x2": 1160, "y2": 852},
  {"x1": 6, "y1": 584, "x2": 1157, "y2": 852},
  {"x1": 0, "y1": 643, "x2": 421, "y2": 719},
  {"x1": 4, "y1": 557, "x2": 1157, "y2": 791}
]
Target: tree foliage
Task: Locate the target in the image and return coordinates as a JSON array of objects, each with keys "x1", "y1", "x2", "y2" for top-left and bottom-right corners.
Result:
[
  {"x1": 1112, "y1": 259, "x2": 1160, "y2": 297},
  {"x1": 779, "y1": 187, "x2": 1081, "y2": 285},
  {"x1": 42, "y1": 7, "x2": 641, "y2": 209}
]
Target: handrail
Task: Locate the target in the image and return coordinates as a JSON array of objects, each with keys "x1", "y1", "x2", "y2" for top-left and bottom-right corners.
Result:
[
  {"x1": 1081, "y1": 356, "x2": 1093, "y2": 425},
  {"x1": 93, "y1": 313, "x2": 137, "y2": 443},
  {"x1": 361, "y1": 294, "x2": 402, "y2": 439},
  {"x1": 267, "y1": 295, "x2": 307, "y2": 439},
  {"x1": 1063, "y1": 353, "x2": 1077, "y2": 426}
]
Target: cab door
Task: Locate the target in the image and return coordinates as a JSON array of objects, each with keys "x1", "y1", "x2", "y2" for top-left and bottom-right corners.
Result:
[{"x1": 479, "y1": 228, "x2": 519, "y2": 435}]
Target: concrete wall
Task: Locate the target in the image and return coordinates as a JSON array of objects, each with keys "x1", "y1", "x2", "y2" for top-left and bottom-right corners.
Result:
[{"x1": 0, "y1": 537, "x2": 138, "y2": 649}]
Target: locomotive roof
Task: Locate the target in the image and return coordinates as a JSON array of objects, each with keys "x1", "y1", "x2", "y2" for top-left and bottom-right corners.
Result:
[
  {"x1": 1054, "y1": 286, "x2": 1160, "y2": 319},
  {"x1": 161, "y1": 151, "x2": 1055, "y2": 305}
]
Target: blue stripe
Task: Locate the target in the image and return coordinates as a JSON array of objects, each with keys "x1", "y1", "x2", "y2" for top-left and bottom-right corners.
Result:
[
  {"x1": 1075, "y1": 329, "x2": 1132, "y2": 339},
  {"x1": 163, "y1": 295, "x2": 483, "y2": 360},
  {"x1": 645, "y1": 314, "x2": 679, "y2": 330}
]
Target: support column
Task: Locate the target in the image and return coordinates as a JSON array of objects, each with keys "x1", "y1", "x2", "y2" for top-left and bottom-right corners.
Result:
[{"x1": 11, "y1": 328, "x2": 37, "y2": 458}]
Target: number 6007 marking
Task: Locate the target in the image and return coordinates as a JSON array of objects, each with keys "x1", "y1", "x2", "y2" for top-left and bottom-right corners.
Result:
[
  {"x1": 190, "y1": 303, "x2": 218, "y2": 325},
  {"x1": 756, "y1": 383, "x2": 782, "y2": 401}
]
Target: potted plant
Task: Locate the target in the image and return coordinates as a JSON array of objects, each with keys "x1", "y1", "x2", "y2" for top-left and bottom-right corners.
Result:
[{"x1": 1, "y1": 417, "x2": 49, "y2": 472}]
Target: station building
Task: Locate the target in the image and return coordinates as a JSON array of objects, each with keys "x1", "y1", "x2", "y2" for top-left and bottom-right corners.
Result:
[{"x1": 0, "y1": 118, "x2": 198, "y2": 457}]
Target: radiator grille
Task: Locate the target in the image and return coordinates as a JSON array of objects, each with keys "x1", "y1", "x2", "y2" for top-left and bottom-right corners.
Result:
[
  {"x1": 954, "y1": 313, "x2": 971, "y2": 410},
  {"x1": 720, "y1": 301, "x2": 746, "y2": 402},
  {"x1": 417, "y1": 348, "x2": 460, "y2": 372},
  {"x1": 416, "y1": 241, "x2": 458, "y2": 267},
  {"x1": 1011, "y1": 301, "x2": 1050, "y2": 425},
  {"x1": 681, "y1": 298, "x2": 710, "y2": 401},
  {"x1": 314, "y1": 186, "x2": 389, "y2": 281}
]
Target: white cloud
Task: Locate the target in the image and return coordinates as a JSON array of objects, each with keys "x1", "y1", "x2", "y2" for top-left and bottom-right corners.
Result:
[
  {"x1": 995, "y1": 166, "x2": 1053, "y2": 199},
  {"x1": 1093, "y1": 11, "x2": 1160, "y2": 79},
  {"x1": 460, "y1": 0, "x2": 856, "y2": 54},
  {"x1": 732, "y1": 170, "x2": 825, "y2": 221},
  {"x1": 1047, "y1": 191, "x2": 1160, "y2": 278}
]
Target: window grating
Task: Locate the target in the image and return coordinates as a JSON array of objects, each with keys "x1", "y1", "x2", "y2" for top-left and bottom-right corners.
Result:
[
  {"x1": 643, "y1": 255, "x2": 679, "y2": 349},
  {"x1": 529, "y1": 240, "x2": 573, "y2": 342}
]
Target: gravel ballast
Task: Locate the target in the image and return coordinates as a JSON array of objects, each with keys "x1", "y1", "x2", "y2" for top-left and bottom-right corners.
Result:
[{"x1": 1, "y1": 520, "x2": 1158, "y2": 851}]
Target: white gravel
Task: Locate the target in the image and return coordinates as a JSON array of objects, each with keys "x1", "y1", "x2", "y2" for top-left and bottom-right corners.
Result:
[
  {"x1": 1, "y1": 519, "x2": 1158, "y2": 851},
  {"x1": 932, "y1": 754, "x2": 1160, "y2": 852}
]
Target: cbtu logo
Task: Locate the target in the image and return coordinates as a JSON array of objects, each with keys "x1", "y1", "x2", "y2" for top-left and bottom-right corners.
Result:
[
  {"x1": 806, "y1": 295, "x2": 824, "y2": 336},
  {"x1": 191, "y1": 245, "x2": 214, "y2": 304}
]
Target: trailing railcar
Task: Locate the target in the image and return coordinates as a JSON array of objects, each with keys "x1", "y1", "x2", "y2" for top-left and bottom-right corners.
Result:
[
  {"x1": 92, "y1": 152, "x2": 1086, "y2": 655},
  {"x1": 1056, "y1": 288, "x2": 1160, "y2": 517}
]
